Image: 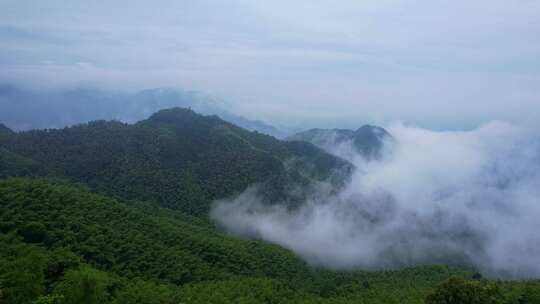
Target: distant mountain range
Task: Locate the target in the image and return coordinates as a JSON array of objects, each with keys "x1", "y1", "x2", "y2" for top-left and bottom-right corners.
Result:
[
  {"x1": 0, "y1": 84, "x2": 291, "y2": 138},
  {"x1": 287, "y1": 125, "x2": 393, "y2": 160}
]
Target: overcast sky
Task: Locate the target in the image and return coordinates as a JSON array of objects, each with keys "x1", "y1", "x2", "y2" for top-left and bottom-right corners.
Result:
[{"x1": 1, "y1": 0, "x2": 539, "y2": 129}]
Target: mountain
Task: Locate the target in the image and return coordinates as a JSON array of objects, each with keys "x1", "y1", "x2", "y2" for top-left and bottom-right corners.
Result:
[
  {"x1": 0, "y1": 107, "x2": 352, "y2": 215},
  {"x1": 1, "y1": 178, "x2": 535, "y2": 304},
  {"x1": 1, "y1": 110, "x2": 538, "y2": 303},
  {"x1": 0, "y1": 177, "x2": 489, "y2": 304},
  {"x1": 0, "y1": 178, "x2": 311, "y2": 285},
  {"x1": 287, "y1": 125, "x2": 393, "y2": 160},
  {"x1": 0, "y1": 84, "x2": 291, "y2": 138}
]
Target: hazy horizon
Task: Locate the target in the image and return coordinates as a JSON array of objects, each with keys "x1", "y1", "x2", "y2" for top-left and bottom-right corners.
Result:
[{"x1": 1, "y1": 1, "x2": 539, "y2": 130}]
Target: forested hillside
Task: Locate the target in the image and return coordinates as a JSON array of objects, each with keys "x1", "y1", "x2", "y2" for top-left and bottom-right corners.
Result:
[
  {"x1": 3, "y1": 178, "x2": 538, "y2": 304},
  {"x1": 0, "y1": 108, "x2": 352, "y2": 216},
  {"x1": 1, "y1": 109, "x2": 540, "y2": 304}
]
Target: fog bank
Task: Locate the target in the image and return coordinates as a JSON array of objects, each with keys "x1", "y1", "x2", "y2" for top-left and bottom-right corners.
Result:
[{"x1": 211, "y1": 121, "x2": 540, "y2": 278}]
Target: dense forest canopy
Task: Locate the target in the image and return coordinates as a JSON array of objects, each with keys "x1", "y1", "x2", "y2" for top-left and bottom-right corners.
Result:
[
  {"x1": 1, "y1": 108, "x2": 539, "y2": 304},
  {"x1": 0, "y1": 108, "x2": 352, "y2": 216}
]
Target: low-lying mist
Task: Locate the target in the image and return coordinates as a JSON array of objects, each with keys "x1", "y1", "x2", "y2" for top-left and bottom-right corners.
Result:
[{"x1": 211, "y1": 121, "x2": 540, "y2": 278}]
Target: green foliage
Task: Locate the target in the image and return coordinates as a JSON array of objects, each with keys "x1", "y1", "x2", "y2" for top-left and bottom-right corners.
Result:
[
  {"x1": 32, "y1": 294, "x2": 64, "y2": 304},
  {"x1": 44, "y1": 248, "x2": 82, "y2": 285},
  {"x1": 1, "y1": 109, "x2": 539, "y2": 303},
  {"x1": 0, "y1": 178, "x2": 311, "y2": 285},
  {"x1": 54, "y1": 266, "x2": 114, "y2": 304},
  {"x1": 0, "y1": 148, "x2": 43, "y2": 179},
  {"x1": 177, "y1": 277, "x2": 303, "y2": 304},
  {"x1": 425, "y1": 277, "x2": 505, "y2": 304},
  {"x1": 114, "y1": 280, "x2": 179, "y2": 304},
  {"x1": 1, "y1": 108, "x2": 351, "y2": 216},
  {"x1": 518, "y1": 284, "x2": 540, "y2": 304},
  {"x1": 0, "y1": 238, "x2": 47, "y2": 304},
  {"x1": 0, "y1": 177, "x2": 517, "y2": 304},
  {"x1": 19, "y1": 221, "x2": 47, "y2": 243}
]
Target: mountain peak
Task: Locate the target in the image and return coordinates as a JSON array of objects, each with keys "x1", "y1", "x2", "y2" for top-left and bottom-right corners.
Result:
[
  {"x1": 148, "y1": 107, "x2": 197, "y2": 118},
  {"x1": 354, "y1": 124, "x2": 392, "y2": 142},
  {"x1": 287, "y1": 125, "x2": 392, "y2": 160},
  {"x1": 357, "y1": 124, "x2": 388, "y2": 134},
  {"x1": 145, "y1": 107, "x2": 219, "y2": 124}
]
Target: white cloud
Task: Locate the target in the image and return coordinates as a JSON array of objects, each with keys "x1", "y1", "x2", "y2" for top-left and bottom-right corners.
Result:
[
  {"x1": 211, "y1": 122, "x2": 540, "y2": 278},
  {"x1": 0, "y1": 0, "x2": 539, "y2": 129}
]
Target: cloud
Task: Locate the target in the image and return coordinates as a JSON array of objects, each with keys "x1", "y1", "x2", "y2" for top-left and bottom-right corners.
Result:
[
  {"x1": 211, "y1": 121, "x2": 540, "y2": 278},
  {"x1": 1, "y1": 1, "x2": 540, "y2": 129}
]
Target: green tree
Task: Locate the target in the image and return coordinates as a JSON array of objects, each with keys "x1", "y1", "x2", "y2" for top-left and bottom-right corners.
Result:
[
  {"x1": 0, "y1": 251, "x2": 46, "y2": 304},
  {"x1": 19, "y1": 222, "x2": 47, "y2": 243},
  {"x1": 425, "y1": 277, "x2": 505, "y2": 304},
  {"x1": 54, "y1": 266, "x2": 113, "y2": 304},
  {"x1": 32, "y1": 294, "x2": 64, "y2": 304},
  {"x1": 114, "y1": 280, "x2": 178, "y2": 304},
  {"x1": 519, "y1": 285, "x2": 540, "y2": 304}
]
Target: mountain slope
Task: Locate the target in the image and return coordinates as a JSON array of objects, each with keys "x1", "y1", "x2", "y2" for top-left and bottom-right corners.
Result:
[
  {"x1": 0, "y1": 178, "x2": 311, "y2": 284},
  {"x1": 1, "y1": 122, "x2": 539, "y2": 303},
  {"x1": 0, "y1": 108, "x2": 352, "y2": 215},
  {"x1": 2, "y1": 177, "x2": 515, "y2": 304}
]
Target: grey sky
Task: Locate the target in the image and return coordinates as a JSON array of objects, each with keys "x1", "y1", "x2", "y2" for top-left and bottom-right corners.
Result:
[{"x1": 1, "y1": 0, "x2": 539, "y2": 129}]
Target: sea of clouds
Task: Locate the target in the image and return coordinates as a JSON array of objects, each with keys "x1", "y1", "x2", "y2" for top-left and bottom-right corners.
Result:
[{"x1": 211, "y1": 121, "x2": 540, "y2": 278}]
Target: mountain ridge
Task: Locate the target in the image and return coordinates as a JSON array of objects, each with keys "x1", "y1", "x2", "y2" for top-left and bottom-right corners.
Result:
[
  {"x1": 287, "y1": 125, "x2": 393, "y2": 160},
  {"x1": 0, "y1": 107, "x2": 352, "y2": 216}
]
